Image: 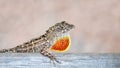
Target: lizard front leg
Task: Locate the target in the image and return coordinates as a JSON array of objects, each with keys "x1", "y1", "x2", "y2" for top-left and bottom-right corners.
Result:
[{"x1": 40, "y1": 47, "x2": 61, "y2": 64}]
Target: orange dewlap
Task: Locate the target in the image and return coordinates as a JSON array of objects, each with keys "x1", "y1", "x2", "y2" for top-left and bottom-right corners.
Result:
[{"x1": 50, "y1": 36, "x2": 71, "y2": 52}]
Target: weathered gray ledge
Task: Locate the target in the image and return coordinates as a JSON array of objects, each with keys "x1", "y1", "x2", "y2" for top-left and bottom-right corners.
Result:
[{"x1": 0, "y1": 53, "x2": 120, "y2": 68}]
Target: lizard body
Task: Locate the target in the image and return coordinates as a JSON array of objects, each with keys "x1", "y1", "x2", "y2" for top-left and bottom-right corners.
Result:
[{"x1": 0, "y1": 21, "x2": 75, "y2": 63}]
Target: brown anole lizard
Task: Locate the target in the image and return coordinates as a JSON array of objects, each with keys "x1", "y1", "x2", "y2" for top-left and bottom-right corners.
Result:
[{"x1": 0, "y1": 21, "x2": 75, "y2": 64}]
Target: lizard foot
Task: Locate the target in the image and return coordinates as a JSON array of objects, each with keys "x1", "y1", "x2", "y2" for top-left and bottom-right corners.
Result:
[
  {"x1": 50, "y1": 56, "x2": 61, "y2": 64},
  {"x1": 50, "y1": 56, "x2": 61, "y2": 66}
]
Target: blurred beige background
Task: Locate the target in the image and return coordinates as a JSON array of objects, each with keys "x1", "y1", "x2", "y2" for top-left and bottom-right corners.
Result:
[{"x1": 0, "y1": 0, "x2": 120, "y2": 53}]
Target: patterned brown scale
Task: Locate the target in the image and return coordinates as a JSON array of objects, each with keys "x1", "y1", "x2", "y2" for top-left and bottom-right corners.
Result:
[{"x1": 0, "y1": 21, "x2": 75, "y2": 64}]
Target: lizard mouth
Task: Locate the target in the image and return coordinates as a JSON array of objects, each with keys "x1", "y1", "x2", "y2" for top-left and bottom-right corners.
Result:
[{"x1": 50, "y1": 35, "x2": 71, "y2": 52}]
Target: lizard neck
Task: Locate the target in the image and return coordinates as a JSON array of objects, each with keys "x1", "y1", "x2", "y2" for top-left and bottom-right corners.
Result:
[{"x1": 46, "y1": 32, "x2": 70, "y2": 47}]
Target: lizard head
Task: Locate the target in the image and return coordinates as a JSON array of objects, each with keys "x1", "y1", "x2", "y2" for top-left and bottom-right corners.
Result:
[
  {"x1": 46, "y1": 21, "x2": 75, "y2": 35},
  {"x1": 54, "y1": 21, "x2": 75, "y2": 34}
]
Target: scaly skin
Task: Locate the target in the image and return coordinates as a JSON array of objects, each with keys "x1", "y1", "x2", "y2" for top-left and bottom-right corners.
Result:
[{"x1": 0, "y1": 21, "x2": 75, "y2": 64}]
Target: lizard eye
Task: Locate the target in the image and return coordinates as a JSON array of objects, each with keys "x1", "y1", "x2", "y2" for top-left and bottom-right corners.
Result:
[{"x1": 60, "y1": 26, "x2": 64, "y2": 29}]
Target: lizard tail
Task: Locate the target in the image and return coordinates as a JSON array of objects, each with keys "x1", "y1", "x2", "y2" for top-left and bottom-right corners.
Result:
[
  {"x1": 0, "y1": 49, "x2": 9, "y2": 53},
  {"x1": 0, "y1": 48, "x2": 15, "y2": 53}
]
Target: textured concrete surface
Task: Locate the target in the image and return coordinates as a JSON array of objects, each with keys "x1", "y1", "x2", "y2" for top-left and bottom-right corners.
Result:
[
  {"x1": 0, "y1": 53, "x2": 120, "y2": 68},
  {"x1": 0, "y1": 0, "x2": 120, "y2": 53}
]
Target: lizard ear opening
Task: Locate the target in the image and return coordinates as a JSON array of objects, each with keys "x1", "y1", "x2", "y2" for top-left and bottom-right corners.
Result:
[{"x1": 50, "y1": 35, "x2": 71, "y2": 52}]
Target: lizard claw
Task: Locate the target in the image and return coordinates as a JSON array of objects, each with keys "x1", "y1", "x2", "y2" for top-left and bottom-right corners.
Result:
[
  {"x1": 50, "y1": 56, "x2": 61, "y2": 64},
  {"x1": 54, "y1": 57, "x2": 61, "y2": 64}
]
